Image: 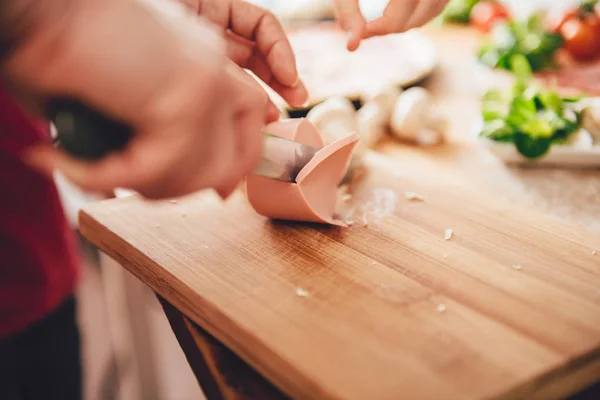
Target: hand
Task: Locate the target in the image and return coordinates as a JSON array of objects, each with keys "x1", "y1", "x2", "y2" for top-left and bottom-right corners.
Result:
[
  {"x1": 3, "y1": 0, "x2": 271, "y2": 200},
  {"x1": 332, "y1": 0, "x2": 449, "y2": 51},
  {"x1": 180, "y1": 0, "x2": 309, "y2": 109}
]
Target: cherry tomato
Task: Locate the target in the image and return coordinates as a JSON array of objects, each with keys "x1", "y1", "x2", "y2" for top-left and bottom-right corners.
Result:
[
  {"x1": 561, "y1": 14, "x2": 600, "y2": 60},
  {"x1": 547, "y1": 1, "x2": 600, "y2": 33},
  {"x1": 470, "y1": 1, "x2": 511, "y2": 33},
  {"x1": 546, "y1": 7, "x2": 578, "y2": 34}
]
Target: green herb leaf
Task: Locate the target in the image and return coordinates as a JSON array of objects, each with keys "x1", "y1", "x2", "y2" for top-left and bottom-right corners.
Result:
[
  {"x1": 514, "y1": 132, "x2": 552, "y2": 159},
  {"x1": 507, "y1": 95, "x2": 537, "y2": 126},
  {"x1": 538, "y1": 91, "x2": 562, "y2": 113},
  {"x1": 442, "y1": 0, "x2": 480, "y2": 23},
  {"x1": 479, "y1": 61, "x2": 584, "y2": 159},
  {"x1": 509, "y1": 53, "x2": 533, "y2": 80},
  {"x1": 477, "y1": 14, "x2": 563, "y2": 73},
  {"x1": 520, "y1": 118, "x2": 554, "y2": 138},
  {"x1": 480, "y1": 119, "x2": 515, "y2": 142}
]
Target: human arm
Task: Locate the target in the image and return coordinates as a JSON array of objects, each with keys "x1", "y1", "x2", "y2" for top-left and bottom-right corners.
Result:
[{"x1": 0, "y1": 0, "x2": 273, "y2": 200}]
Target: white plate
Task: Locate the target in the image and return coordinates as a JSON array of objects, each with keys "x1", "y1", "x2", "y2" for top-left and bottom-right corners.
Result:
[
  {"x1": 481, "y1": 138, "x2": 600, "y2": 168},
  {"x1": 262, "y1": 25, "x2": 438, "y2": 110}
]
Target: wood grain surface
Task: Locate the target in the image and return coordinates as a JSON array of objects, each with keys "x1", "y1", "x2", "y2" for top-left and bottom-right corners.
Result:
[{"x1": 80, "y1": 150, "x2": 600, "y2": 400}]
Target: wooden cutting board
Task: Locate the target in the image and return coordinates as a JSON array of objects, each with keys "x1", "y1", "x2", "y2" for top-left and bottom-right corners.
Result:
[{"x1": 79, "y1": 152, "x2": 600, "y2": 400}]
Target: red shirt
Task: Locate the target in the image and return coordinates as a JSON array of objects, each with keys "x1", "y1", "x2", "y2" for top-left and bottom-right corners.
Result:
[{"x1": 0, "y1": 86, "x2": 79, "y2": 337}]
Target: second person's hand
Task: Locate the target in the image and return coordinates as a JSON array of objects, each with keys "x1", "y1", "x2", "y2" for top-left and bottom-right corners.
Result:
[{"x1": 332, "y1": 0, "x2": 449, "y2": 51}]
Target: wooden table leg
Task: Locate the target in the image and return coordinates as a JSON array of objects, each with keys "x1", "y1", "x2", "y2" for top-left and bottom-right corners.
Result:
[{"x1": 158, "y1": 297, "x2": 289, "y2": 400}]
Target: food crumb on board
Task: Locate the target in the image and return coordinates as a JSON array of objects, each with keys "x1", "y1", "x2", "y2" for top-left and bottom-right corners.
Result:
[
  {"x1": 443, "y1": 253, "x2": 448, "y2": 259},
  {"x1": 181, "y1": 213, "x2": 186, "y2": 218},
  {"x1": 155, "y1": 224, "x2": 161, "y2": 228},
  {"x1": 437, "y1": 304, "x2": 447, "y2": 313},
  {"x1": 342, "y1": 193, "x2": 353, "y2": 202},
  {"x1": 169, "y1": 200, "x2": 177, "y2": 204},
  {"x1": 296, "y1": 288, "x2": 309, "y2": 297},
  {"x1": 511, "y1": 264, "x2": 522, "y2": 271},
  {"x1": 362, "y1": 214, "x2": 369, "y2": 227},
  {"x1": 404, "y1": 192, "x2": 425, "y2": 201},
  {"x1": 593, "y1": 250, "x2": 598, "y2": 256},
  {"x1": 444, "y1": 229, "x2": 453, "y2": 240},
  {"x1": 371, "y1": 261, "x2": 377, "y2": 266}
]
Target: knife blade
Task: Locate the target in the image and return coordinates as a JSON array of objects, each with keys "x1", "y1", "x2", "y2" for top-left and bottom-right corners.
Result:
[
  {"x1": 256, "y1": 134, "x2": 319, "y2": 182},
  {"x1": 48, "y1": 98, "x2": 319, "y2": 183}
]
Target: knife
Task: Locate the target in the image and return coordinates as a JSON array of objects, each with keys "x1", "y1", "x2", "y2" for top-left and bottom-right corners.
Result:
[{"x1": 47, "y1": 98, "x2": 319, "y2": 183}]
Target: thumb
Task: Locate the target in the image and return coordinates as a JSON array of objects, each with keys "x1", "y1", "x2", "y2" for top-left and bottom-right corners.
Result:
[{"x1": 332, "y1": 0, "x2": 366, "y2": 51}]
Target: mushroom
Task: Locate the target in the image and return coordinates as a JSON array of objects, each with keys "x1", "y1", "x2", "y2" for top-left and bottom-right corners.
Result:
[
  {"x1": 566, "y1": 128, "x2": 594, "y2": 149},
  {"x1": 306, "y1": 96, "x2": 357, "y2": 145},
  {"x1": 390, "y1": 87, "x2": 446, "y2": 146},
  {"x1": 579, "y1": 97, "x2": 600, "y2": 144},
  {"x1": 306, "y1": 96, "x2": 362, "y2": 182},
  {"x1": 356, "y1": 85, "x2": 403, "y2": 149},
  {"x1": 356, "y1": 103, "x2": 388, "y2": 149},
  {"x1": 361, "y1": 85, "x2": 403, "y2": 123}
]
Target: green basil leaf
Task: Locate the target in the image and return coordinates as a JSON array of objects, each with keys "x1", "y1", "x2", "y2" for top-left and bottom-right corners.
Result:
[
  {"x1": 478, "y1": 48, "x2": 502, "y2": 68},
  {"x1": 520, "y1": 118, "x2": 554, "y2": 138},
  {"x1": 442, "y1": 0, "x2": 480, "y2": 23},
  {"x1": 480, "y1": 120, "x2": 515, "y2": 142},
  {"x1": 537, "y1": 33, "x2": 563, "y2": 54},
  {"x1": 510, "y1": 53, "x2": 533, "y2": 80},
  {"x1": 483, "y1": 106, "x2": 508, "y2": 121},
  {"x1": 514, "y1": 132, "x2": 552, "y2": 159},
  {"x1": 477, "y1": 15, "x2": 562, "y2": 73},
  {"x1": 508, "y1": 94, "x2": 537, "y2": 125},
  {"x1": 483, "y1": 89, "x2": 505, "y2": 103},
  {"x1": 539, "y1": 91, "x2": 563, "y2": 113},
  {"x1": 536, "y1": 110, "x2": 567, "y2": 132}
]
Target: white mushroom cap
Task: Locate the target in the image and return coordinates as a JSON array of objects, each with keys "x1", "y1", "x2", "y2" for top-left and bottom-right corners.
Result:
[
  {"x1": 566, "y1": 128, "x2": 594, "y2": 149},
  {"x1": 306, "y1": 96, "x2": 357, "y2": 145},
  {"x1": 356, "y1": 102, "x2": 388, "y2": 150},
  {"x1": 390, "y1": 87, "x2": 444, "y2": 145},
  {"x1": 579, "y1": 98, "x2": 600, "y2": 144},
  {"x1": 361, "y1": 85, "x2": 403, "y2": 123}
]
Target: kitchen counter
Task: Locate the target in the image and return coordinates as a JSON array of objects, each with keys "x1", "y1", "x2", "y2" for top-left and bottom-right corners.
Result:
[{"x1": 384, "y1": 26, "x2": 600, "y2": 235}]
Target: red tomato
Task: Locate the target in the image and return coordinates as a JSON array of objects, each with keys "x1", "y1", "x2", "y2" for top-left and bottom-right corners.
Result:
[
  {"x1": 547, "y1": 1, "x2": 600, "y2": 33},
  {"x1": 546, "y1": 7, "x2": 578, "y2": 34},
  {"x1": 470, "y1": 1, "x2": 510, "y2": 33},
  {"x1": 561, "y1": 15, "x2": 600, "y2": 60}
]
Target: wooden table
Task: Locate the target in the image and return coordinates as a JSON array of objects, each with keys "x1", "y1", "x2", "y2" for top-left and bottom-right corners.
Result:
[{"x1": 79, "y1": 27, "x2": 600, "y2": 400}]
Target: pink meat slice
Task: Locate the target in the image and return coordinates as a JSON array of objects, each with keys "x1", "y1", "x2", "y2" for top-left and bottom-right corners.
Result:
[{"x1": 246, "y1": 119, "x2": 359, "y2": 226}]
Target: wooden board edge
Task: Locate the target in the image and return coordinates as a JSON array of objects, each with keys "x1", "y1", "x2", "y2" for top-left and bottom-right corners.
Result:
[
  {"x1": 78, "y1": 209, "x2": 336, "y2": 400},
  {"x1": 158, "y1": 297, "x2": 225, "y2": 400},
  {"x1": 176, "y1": 306, "x2": 289, "y2": 400},
  {"x1": 500, "y1": 347, "x2": 600, "y2": 400}
]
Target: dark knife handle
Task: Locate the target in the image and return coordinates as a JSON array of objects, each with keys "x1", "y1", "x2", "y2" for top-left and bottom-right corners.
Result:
[{"x1": 48, "y1": 98, "x2": 133, "y2": 160}]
